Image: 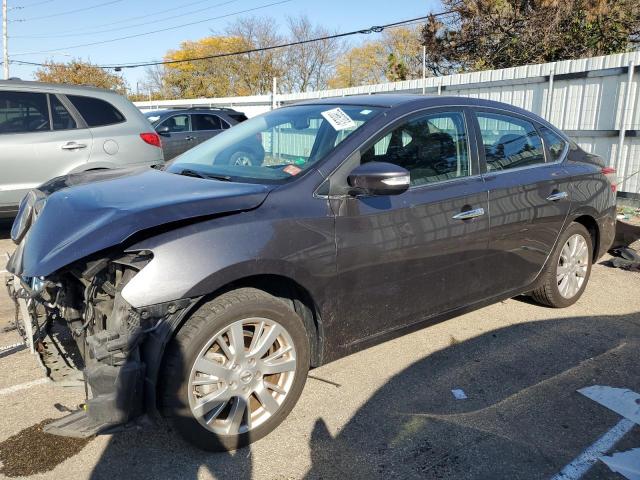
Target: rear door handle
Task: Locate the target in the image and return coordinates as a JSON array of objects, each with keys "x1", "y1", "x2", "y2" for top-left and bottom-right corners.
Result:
[
  {"x1": 61, "y1": 142, "x2": 87, "y2": 150},
  {"x1": 546, "y1": 191, "x2": 569, "y2": 202},
  {"x1": 452, "y1": 207, "x2": 485, "y2": 220},
  {"x1": 185, "y1": 136, "x2": 195, "y2": 141}
]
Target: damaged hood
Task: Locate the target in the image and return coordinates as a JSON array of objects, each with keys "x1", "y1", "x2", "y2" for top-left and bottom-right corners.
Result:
[{"x1": 7, "y1": 167, "x2": 272, "y2": 277}]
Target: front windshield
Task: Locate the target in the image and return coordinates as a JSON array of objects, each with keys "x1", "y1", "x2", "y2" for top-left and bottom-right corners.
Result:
[{"x1": 165, "y1": 104, "x2": 383, "y2": 183}]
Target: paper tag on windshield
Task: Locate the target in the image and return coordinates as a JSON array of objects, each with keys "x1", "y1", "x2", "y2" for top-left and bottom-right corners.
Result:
[{"x1": 321, "y1": 107, "x2": 356, "y2": 131}]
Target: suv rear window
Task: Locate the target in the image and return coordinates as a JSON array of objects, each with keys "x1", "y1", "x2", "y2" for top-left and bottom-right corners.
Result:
[
  {"x1": 228, "y1": 113, "x2": 248, "y2": 123},
  {"x1": 67, "y1": 95, "x2": 125, "y2": 127},
  {"x1": 0, "y1": 91, "x2": 50, "y2": 134}
]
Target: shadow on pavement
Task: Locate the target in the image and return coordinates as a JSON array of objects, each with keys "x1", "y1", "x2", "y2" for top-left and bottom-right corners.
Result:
[{"x1": 88, "y1": 313, "x2": 640, "y2": 480}]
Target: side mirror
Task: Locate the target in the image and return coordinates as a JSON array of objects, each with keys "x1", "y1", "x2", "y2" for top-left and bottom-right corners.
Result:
[
  {"x1": 157, "y1": 125, "x2": 171, "y2": 136},
  {"x1": 347, "y1": 161, "x2": 410, "y2": 196}
]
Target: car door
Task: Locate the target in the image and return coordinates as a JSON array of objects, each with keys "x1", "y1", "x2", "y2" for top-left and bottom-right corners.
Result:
[
  {"x1": 472, "y1": 108, "x2": 572, "y2": 294},
  {"x1": 190, "y1": 113, "x2": 224, "y2": 146},
  {"x1": 332, "y1": 108, "x2": 492, "y2": 345},
  {"x1": 0, "y1": 91, "x2": 92, "y2": 210},
  {"x1": 156, "y1": 113, "x2": 193, "y2": 160}
]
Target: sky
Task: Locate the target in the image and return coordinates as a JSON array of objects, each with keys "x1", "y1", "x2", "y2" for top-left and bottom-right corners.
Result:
[{"x1": 2, "y1": 0, "x2": 441, "y2": 89}]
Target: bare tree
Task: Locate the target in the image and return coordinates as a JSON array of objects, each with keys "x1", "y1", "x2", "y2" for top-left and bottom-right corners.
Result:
[
  {"x1": 282, "y1": 15, "x2": 344, "y2": 92},
  {"x1": 225, "y1": 16, "x2": 285, "y2": 95}
]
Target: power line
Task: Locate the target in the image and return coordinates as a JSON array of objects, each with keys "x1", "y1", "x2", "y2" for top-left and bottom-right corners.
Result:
[
  {"x1": 11, "y1": 12, "x2": 452, "y2": 71},
  {"x1": 12, "y1": 0, "x2": 236, "y2": 38},
  {"x1": 13, "y1": 0, "x2": 123, "y2": 22},
  {"x1": 11, "y1": 0, "x2": 291, "y2": 54},
  {"x1": 9, "y1": 0, "x2": 54, "y2": 9}
]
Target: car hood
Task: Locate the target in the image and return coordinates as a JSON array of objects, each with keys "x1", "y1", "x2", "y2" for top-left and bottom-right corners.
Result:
[{"x1": 7, "y1": 167, "x2": 273, "y2": 277}]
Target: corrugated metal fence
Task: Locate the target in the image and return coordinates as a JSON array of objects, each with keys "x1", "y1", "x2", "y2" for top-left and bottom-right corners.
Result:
[{"x1": 135, "y1": 51, "x2": 640, "y2": 196}]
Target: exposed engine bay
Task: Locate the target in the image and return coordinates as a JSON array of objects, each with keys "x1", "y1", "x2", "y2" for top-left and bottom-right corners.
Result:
[{"x1": 6, "y1": 249, "x2": 196, "y2": 437}]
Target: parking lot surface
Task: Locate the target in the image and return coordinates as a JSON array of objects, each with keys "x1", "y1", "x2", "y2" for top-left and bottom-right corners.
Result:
[{"x1": 1, "y1": 222, "x2": 639, "y2": 480}]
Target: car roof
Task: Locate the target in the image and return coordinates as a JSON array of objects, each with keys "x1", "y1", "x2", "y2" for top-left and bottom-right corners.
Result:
[
  {"x1": 143, "y1": 108, "x2": 240, "y2": 116},
  {"x1": 291, "y1": 94, "x2": 535, "y2": 117},
  {"x1": 0, "y1": 79, "x2": 120, "y2": 96}
]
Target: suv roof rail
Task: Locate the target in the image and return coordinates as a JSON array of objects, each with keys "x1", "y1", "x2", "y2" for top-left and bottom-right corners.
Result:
[{"x1": 166, "y1": 106, "x2": 237, "y2": 112}]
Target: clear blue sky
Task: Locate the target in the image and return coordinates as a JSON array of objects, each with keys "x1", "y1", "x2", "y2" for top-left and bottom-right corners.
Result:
[{"x1": 3, "y1": 0, "x2": 440, "y2": 89}]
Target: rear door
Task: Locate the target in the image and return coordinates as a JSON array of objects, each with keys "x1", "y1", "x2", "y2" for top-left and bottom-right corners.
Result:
[
  {"x1": 191, "y1": 113, "x2": 225, "y2": 146},
  {"x1": 472, "y1": 108, "x2": 572, "y2": 294},
  {"x1": 333, "y1": 108, "x2": 492, "y2": 345},
  {"x1": 0, "y1": 91, "x2": 92, "y2": 210}
]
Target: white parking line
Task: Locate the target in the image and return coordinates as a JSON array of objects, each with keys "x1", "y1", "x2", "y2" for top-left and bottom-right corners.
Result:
[
  {"x1": 552, "y1": 385, "x2": 640, "y2": 480},
  {"x1": 0, "y1": 377, "x2": 48, "y2": 396},
  {"x1": 550, "y1": 418, "x2": 636, "y2": 480}
]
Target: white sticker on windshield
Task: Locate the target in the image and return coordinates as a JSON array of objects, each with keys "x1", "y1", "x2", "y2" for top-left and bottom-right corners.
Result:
[{"x1": 321, "y1": 107, "x2": 357, "y2": 131}]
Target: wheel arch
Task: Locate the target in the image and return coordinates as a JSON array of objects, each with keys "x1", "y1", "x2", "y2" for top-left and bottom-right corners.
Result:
[
  {"x1": 571, "y1": 213, "x2": 599, "y2": 261},
  {"x1": 143, "y1": 273, "x2": 325, "y2": 417}
]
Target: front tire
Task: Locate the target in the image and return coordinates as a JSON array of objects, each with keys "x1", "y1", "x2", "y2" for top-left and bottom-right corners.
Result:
[
  {"x1": 160, "y1": 288, "x2": 310, "y2": 451},
  {"x1": 531, "y1": 222, "x2": 593, "y2": 308}
]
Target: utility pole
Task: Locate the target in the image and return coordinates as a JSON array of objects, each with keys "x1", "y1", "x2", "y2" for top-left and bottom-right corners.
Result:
[{"x1": 2, "y1": 0, "x2": 8, "y2": 80}]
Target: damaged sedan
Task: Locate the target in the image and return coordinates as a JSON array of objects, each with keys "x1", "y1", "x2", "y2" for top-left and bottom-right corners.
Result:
[{"x1": 5, "y1": 95, "x2": 617, "y2": 451}]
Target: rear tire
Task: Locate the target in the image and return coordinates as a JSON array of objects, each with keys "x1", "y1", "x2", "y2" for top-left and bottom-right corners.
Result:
[
  {"x1": 530, "y1": 222, "x2": 593, "y2": 308},
  {"x1": 160, "y1": 288, "x2": 310, "y2": 451}
]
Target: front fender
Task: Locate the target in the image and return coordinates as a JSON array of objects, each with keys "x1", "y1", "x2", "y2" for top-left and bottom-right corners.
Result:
[{"x1": 120, "y1": 210, "x2": 335, "y2": 309}]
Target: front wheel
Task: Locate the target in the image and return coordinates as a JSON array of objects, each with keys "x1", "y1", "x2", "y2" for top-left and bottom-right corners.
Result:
[
  {"x1": 160, "y1": 288, "x2": 310, "y2": 451},
  {"x1": 530, "y1": 222, "x2": 593, "y2": 308}
]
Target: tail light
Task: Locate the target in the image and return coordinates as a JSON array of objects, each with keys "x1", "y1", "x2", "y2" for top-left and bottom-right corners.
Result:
[
  {"x1": 140, "y1": 132, "x2": 161, "y2": 148},
  {"x1": 602, "y1": 167, "x2": 617, "y2": 192}
]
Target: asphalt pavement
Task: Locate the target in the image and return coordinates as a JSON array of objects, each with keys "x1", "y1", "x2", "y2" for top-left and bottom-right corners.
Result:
[{"x1": 0, "y1": 221, "x2": 639, "y2": 480}]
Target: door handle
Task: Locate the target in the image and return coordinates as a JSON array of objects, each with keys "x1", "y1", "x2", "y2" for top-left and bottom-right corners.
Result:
[
  {"x1": 546, "y1": 191, "x2": 569, "y2": 202},
  {"x1": 185, "y1": 136, "x2": 195, "y2": 141},
  {"x1": 452, "y1": 207, "x2": 485, "y2": 220},
  {"x1": 61, "y1": 142, "x2": 87, "y2": 150}
]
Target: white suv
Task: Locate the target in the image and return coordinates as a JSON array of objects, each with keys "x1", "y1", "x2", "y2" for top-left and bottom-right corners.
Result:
[{"x1": 0, "y1": 80, "x2": 164, "y2": 218}]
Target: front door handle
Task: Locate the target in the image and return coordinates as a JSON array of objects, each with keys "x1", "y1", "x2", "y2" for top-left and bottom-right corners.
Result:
[
  {"x1": 61, "y1": 142, "x2": 87, "y2": 150},
  {"x1": 452, "y1": 207, "x2": 485, "y2": 220},
  {"x1": 546, "y1": 191, "x2": 569, "y2": 202},
  {"x1": 185, "y1": 136, "x2": 195, "y2": 141}
]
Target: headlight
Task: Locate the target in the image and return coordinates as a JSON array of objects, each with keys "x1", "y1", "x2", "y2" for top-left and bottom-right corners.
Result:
[
  {"x1": 11, "y1": 189, "x2": 47, "y2": 244},
  {"x1": 31, "y1": 276, "x2": 46, "y2": 294}
]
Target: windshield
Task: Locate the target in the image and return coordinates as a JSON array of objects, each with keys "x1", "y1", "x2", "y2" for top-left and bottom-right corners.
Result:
[{"x1": 164, "y1": 104, "x2": 383, "y2": 183}]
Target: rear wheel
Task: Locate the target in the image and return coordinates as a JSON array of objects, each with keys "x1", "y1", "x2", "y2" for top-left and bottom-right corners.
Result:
[
  {"x1": 160, "y1": 288, "x2": 310, "y2": 451},
  {"x1": 531, "y1": 222, "x2": 593, "y2": 308}
]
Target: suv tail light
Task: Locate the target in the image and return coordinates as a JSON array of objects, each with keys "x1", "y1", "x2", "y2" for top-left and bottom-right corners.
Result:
[
  {"x1": 140, "y1": 132, "x2": 161, "y2": 148},
  {"x1": 602, "y1": 167, "x2": 617, "y2": 192}
]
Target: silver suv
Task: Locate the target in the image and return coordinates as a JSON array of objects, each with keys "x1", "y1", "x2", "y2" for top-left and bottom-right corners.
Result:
[{"x1": 0, "y1": 80, "x2": 164, "y2": 218}]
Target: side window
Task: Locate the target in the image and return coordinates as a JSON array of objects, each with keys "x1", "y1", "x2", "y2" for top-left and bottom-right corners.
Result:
[
  {"x1": 476, "y1": 112, "x2": 545, "y2": 171},
  {"x1": 50, "y1": 95, "x2": 77, "y2": 130},
  {"x1": 0, "y1": 91, "x2": 50, "y2": 134},
  {"x1": 159, "y1": 114, "x2": 190, "y2": 133},
  {"x1": 67, "y1": 95, "x2": 125, "y2": 127},
  {"x1": 362, "y1": 111, "x2": 470, "y2": 186},
  {"x1": 540, "y1": 126, "x2": 568, "y2": 162},
  {"x1": 192, "y1": 114, "x2": 222, "y2": 131}
]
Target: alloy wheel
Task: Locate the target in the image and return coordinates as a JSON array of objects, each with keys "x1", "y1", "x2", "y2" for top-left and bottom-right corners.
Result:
[
  {"x1": 556, "y1": 233, "x2": 589, "y2": 299},
  {"x1": 188, "y1": 317, "x2": 297, "y2": 436}
]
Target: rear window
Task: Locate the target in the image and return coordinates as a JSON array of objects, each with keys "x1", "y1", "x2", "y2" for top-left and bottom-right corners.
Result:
[
  {"x1": 0, "y1": 91, "x2": 50, "y2": 134},
  {"x1": 192, "y1": 114, "x2": 222, "y2": 131},
  {"x1": 67, "y1": 95, "x2": 125, "y2": 127},
  {"x1": 50, "y1": 95, "x2": 77, "y2": 130},
  {"x1": 228, "y1": 113, "x2": 248, "y2": 123}
]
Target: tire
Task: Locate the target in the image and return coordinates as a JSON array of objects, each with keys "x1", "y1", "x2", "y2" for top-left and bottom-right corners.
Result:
[
  {"x1": 228, "y1": 150, "x2": 259, "y2": 166},
  {"x1": 160, "y1": 288, "x2": 310, "y2": 451},
  {"x1": 530, "y1": 222, "x2": 593, "y2": 308}
]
